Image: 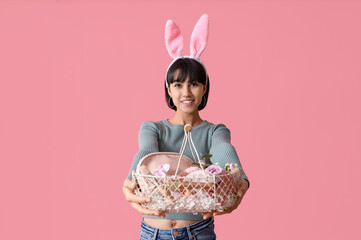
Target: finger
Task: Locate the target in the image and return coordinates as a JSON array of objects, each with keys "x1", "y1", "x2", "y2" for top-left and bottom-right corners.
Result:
[
  {"x1": 240, "y1": 179, "x2": 249, "y2": 192},
  {"x1": 229, "y1": 194, "x2": 243, "y2": 212},
  {"x1": 235, "y1": 193, "x2": 243, "y2": 205},
  {"x1": 123, "y1": 179, "x2": 137, "y2": 190},
  {"x1": 123, "y1": 186, "x2": 151, "y2": 203},
  {"x1": 130, "y1": 202, "x2": 164, "y2": 216},
  {"x1": 213, "y1": 209, "x2": 231, "y2": 216},
  {"x1": 123, "y1": 179, "x2": 151, "y2": 203},
  {"x1": 237, "y1": 189, "x2": 244, "y2": 198},
  {"x1": 202, "y1": 212, "x2": 213, "y2": 219},
  {"x1": 158, "y1": 211, "x2": 167, "y2": 218},
  {"x1": 237, "y1": 181, "x2": 248, "y2": 198}
]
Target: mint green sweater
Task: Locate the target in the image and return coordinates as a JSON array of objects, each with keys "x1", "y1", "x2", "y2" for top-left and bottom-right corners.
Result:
[{"x1": 127, "y1": 119, "x2": 248, "y2": 220}]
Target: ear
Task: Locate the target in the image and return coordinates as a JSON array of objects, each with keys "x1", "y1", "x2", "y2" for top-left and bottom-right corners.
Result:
[
  {"x1": 167, "y1": 86, "x2": 172, "y2": 97},
  {"x1": 165, "y1": 20, "x2": 184, "y2": 58},
  {"x1": 190, "y1": 14, "x2": 209, "y2": 59}
]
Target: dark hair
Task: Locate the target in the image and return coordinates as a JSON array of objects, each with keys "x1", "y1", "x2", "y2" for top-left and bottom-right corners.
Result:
[{"x1": 165, "y1": 58, "x2": 210, "y2": 111}]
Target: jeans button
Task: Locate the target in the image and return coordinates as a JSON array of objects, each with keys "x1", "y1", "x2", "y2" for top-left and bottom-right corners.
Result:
[{"x1": 173, "y1": 231, "x2": 179, "y2": 237}]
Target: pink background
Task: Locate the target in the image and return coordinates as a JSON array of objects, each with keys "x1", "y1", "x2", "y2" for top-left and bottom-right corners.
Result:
[{"x1": 1, "y1": 0, "x2": 360, "y2": 239}]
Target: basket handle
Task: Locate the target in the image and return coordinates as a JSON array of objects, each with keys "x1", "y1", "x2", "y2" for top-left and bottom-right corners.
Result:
[{"x1": 174, "y1": 124, "x2": 206, "y2": 176}]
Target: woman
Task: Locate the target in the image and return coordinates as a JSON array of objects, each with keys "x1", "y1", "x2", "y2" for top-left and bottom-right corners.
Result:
[{"x1": 123, "y1": 14, "x2": 249, "y2": 240}]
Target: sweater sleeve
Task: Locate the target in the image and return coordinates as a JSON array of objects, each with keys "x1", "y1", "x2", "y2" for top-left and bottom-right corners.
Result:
[
  {"x1": 126, "y1": 121, "x2": 160, "y2": 179},
  {"x1": 209, "y1": 124, "x2": 248, "y2": 181}
]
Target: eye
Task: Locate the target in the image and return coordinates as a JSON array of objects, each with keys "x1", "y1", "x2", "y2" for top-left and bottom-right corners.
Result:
[
  {"x1": 190, "y1": 82, "x2": 199, "y2": 87},
  {"x1": 174, "y1": 83, "x2": 182, "y2": 87}
]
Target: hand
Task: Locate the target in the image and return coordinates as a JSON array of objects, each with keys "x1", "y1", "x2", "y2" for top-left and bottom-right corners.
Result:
[
  {"x1": 122, "y1": 178, "x2": 167, "y2": 217},
  {"x1": 202, "y1": 178, "x2": 249, "y2": 219}
]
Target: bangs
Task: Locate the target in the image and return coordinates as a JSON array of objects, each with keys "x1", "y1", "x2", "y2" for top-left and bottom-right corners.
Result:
[{"x1": 166, "y1": 58, "x2": 207, "y2": 85}]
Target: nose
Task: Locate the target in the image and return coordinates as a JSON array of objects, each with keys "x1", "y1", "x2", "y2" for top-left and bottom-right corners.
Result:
[{"x1": 182, "y1": 85, "x2": 191, "y2": 97}]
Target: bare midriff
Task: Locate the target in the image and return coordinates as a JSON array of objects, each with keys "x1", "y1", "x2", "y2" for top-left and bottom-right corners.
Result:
[{"x1": 143, "y1": 218, "x2": 199, "y2": 229}]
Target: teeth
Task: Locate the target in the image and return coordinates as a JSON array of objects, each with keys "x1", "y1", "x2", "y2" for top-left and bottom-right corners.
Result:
[{"x1": 183, "y1": 101, "x2": 191, "y2": 103}]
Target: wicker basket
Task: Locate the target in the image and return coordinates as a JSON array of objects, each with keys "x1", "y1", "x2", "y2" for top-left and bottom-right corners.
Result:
[{"x1": 132, "y1": 125, "x2": 242, "y2": 213}]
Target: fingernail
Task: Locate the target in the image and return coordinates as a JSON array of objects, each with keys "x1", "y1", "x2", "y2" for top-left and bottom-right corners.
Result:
[{"x1": 146, "y1": 198, "x2": 151, "y2": 202}]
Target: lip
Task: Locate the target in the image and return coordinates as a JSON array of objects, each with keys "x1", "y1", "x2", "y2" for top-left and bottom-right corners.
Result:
[{"x1": 181, "y1": 99, "x2": 195, "y2": 106}]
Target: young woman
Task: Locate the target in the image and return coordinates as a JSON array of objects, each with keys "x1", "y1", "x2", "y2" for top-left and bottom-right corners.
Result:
[{"x1": 122, "y1": 14, "x2": 249, "y2": 240}]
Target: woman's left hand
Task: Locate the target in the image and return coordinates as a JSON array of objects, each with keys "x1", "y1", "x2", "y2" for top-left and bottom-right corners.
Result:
[{"x1": 201, "y1": 178, "x2": 249, "y2": 219}]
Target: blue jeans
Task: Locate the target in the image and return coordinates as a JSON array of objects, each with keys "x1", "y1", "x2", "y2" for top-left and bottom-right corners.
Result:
[{"x1": 139, "y1": 217, "x2": 216, "y2": 240}]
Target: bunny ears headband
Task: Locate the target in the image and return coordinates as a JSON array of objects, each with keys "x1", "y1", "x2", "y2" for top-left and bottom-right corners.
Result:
[{"x1": 165, "y1": 14, "x2": 209, "y2": 87}]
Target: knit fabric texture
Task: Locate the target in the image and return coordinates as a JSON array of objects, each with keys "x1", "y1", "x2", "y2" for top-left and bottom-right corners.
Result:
[{"x1": 127, "y1": 119, "x2": 248, "y2": 220}]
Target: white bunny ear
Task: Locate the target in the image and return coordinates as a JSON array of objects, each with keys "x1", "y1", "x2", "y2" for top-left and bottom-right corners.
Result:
[
  {"x1": 190, "y1": 14, "x2": 209, "y2": 59},
  {"x1": 165, "y1": 20, "x2": 184, "y2": 58}
]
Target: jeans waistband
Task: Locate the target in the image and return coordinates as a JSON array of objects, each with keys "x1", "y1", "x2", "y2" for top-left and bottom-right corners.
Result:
[
  {"x1": 140, "y1": 217, "x2": 214, "y2": 239},
  {"x1": 141, "y1": 217, "x2": 213, "y2": 231}
]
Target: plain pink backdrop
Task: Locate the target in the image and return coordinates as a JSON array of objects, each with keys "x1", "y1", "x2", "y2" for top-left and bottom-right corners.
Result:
[{"x1": 1, "y1": 1, "x2": 360, "y2": 239}]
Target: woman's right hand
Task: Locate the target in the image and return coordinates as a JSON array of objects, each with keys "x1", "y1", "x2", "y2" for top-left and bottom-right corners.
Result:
[{"x1": 122, "y1": 178, "x2": 166, "y2": 217}]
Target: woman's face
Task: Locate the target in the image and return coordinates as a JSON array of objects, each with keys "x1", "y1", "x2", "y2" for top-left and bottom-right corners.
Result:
[{"x1": 167, "y1": 70, "x2": 206, "y2": 114}]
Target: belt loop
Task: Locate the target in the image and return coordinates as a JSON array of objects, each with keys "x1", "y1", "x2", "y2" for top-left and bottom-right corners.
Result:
[
  {"x1": 152, "y1": 228, "x2": 158, "y2": 240},
  {"x1": 186, "y1": 226, "x2": 193, "y2": 240}
]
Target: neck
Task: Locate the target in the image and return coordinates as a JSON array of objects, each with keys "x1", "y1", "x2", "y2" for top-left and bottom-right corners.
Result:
[{"x1": 168, "y1": 111, "x2": 204, "y2": 127}]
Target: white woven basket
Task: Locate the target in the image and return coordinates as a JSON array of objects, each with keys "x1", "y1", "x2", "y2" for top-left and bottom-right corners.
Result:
[{"x1": 132, "y1": 125, "x2": 242, "y2": 213}]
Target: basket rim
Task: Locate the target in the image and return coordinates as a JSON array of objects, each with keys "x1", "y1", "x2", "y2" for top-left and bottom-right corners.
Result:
[
  {"x1": 136, "y1": 152, "x2": 194, "y2": 174},
  {"x1": 132, "y1": 171, "x2": 239, "y2": 179}
]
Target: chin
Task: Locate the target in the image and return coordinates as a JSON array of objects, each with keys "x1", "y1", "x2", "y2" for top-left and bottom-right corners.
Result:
[{"x1": 178, "y1": 107, "x2": 199, "y2": 114}]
